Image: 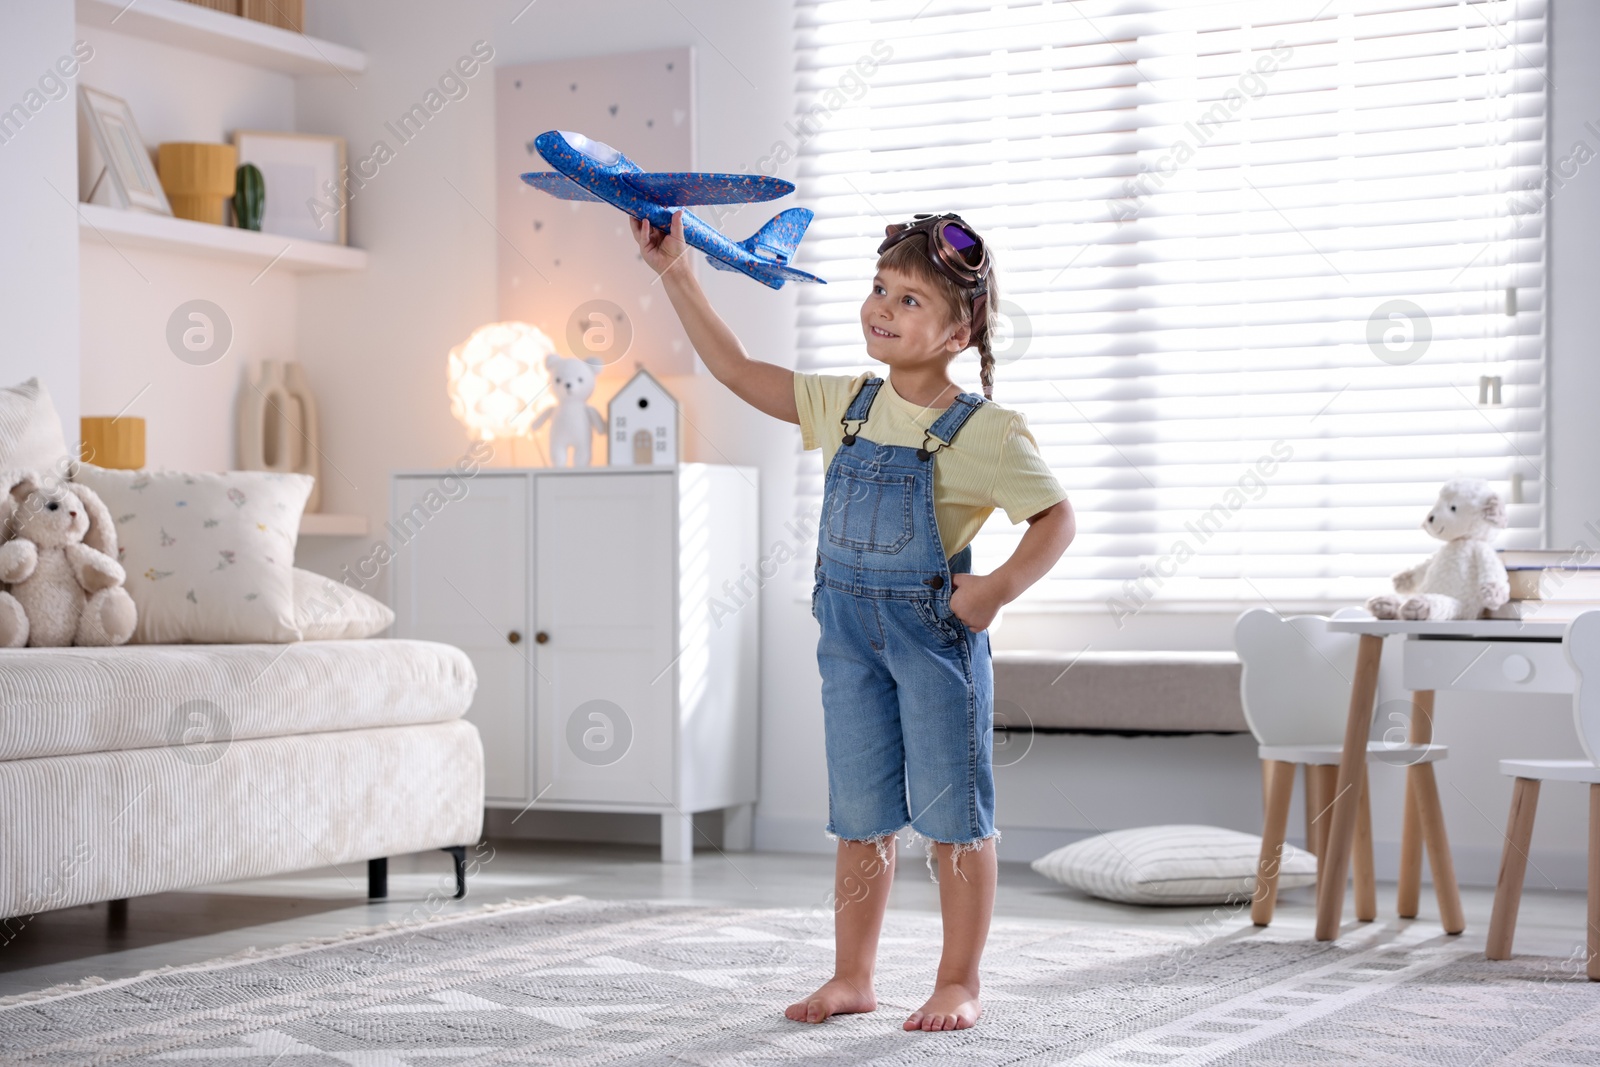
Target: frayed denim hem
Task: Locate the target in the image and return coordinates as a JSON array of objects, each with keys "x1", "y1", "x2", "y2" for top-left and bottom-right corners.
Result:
[
  {"x1": 904, "y1": 827, "x2": 1002, "y2": 883},
  {"x1": 823, "y1": 827, "x2": 900, "y2": 871}
]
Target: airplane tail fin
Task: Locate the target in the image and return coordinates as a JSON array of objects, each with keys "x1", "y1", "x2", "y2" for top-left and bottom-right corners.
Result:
[
  {"x1": 739, "y1": 207, "x2": 814, "y2": 265},
  {"x1": 703, "y1": 207, "x2": 823, "y2": 288}
]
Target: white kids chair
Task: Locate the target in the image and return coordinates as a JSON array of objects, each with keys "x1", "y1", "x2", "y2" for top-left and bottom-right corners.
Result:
[
  {"x1": 1234, "y1": 608, "x2": 1452, "y2": 927},
  {"x1": 1486, "y1": 609, "x2": 1600, "y2": 980}
]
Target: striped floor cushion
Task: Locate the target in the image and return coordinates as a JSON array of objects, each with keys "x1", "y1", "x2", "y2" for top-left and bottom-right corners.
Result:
[{"x1": 1031, "y1": 824, "x2": 1318, "y2": 905}]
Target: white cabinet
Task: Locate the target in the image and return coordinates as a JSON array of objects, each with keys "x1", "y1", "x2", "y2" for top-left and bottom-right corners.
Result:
[{"x1": 390, "y1": 464, "x2": 759, "y2": 862}]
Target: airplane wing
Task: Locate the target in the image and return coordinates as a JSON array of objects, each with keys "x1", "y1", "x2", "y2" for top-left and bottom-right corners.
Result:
[
  {"x1": 520, "y1": 172, "x2": 608, "y2": 202},
  {"x1": 621, "y1": 173, "x2": 795, "y2": 205}
]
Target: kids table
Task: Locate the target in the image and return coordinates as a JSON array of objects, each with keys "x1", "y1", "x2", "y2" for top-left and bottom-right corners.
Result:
[{"x1": 1316, "y1": 615, "x2": 1577, "y2": 941}]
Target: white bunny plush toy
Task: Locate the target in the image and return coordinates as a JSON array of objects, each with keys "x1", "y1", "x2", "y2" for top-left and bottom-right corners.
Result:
[
  {"x1": 530, "y1": 353, "x2": 606, "y2": 467},
  {"x1": 1366, "y1": 478, "x2": 1511, "y2": 622},
  {"x1": 0, "y1": 473, "x2": 137, "y2": 647}
]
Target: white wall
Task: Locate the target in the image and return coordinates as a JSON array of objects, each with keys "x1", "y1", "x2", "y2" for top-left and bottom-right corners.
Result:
[
  {"x1": 75, "y1": 25, "x2": 298, "y2": 471},
  {"x1": 0, "y1": 2, "x2": 79, "y2": 434}
]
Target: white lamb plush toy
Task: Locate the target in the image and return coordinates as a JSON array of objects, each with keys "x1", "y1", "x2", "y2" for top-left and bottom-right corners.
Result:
[
  {"x1": 0, "y1": 474, "x2": 137, "y2": 647},
  {"x1": 531, "y1": 353, "x2": 606, "y2": 468},
  {"x1": 1366, "y1": 478, "x2": 1510, "y2": 621}
]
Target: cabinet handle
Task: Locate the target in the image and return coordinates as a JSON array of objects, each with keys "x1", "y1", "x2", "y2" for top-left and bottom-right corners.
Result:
[
  {"x1": 535, "y1": 631, "x2": 550, "y2": 644},
  {"x1": 507, "y1": 631, "x2": 522, "y2": 645}
]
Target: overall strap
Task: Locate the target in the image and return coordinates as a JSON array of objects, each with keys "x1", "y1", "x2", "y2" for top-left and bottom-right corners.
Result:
[
  {"x1": 919, "y1": 392, "x2": 987, "y2": 459},
  {"x1": 840, "y1": 376, "x2": 884, "y2": 445}
]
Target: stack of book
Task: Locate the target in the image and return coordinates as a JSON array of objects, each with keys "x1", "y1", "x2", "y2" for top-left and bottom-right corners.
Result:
[{"x1": 1490, "y1": 549, "x2": 1600, "y2": 620}]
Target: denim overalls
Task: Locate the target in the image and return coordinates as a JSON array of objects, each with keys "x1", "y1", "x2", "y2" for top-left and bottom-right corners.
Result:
[{"x1": 811, "y1": 376, "x2": 996, "y2": 854}]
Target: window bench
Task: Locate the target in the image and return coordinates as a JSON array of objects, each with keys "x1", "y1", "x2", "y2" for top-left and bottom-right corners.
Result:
[{"x1": 992, "y1": 650, "x2": 1247, "y2": 735}]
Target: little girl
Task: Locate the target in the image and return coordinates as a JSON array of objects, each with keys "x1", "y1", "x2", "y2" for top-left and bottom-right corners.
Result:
[{"x1": 633, "y1": 210, "x2": 1075, "y2": 1033}]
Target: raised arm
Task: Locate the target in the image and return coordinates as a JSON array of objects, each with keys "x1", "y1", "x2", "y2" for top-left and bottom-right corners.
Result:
[{"x1": 630, "y1": 211, "x2": 799, "y2": 425}]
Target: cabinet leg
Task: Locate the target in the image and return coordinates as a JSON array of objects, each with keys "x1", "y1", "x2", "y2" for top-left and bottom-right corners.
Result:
[
  {"x1": 724, "y1": 803, "x2": 754, "y2": 852},
  {"x1": 662, "y1": 812, "x2": 695, "y2": 864},
  {"x1": 368, "y1": 857, "x2": 388, "y2": 899}
]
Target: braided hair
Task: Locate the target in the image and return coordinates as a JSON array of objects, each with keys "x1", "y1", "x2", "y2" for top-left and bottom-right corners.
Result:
[{"x1": 874, "y1": 232, "x2": 1000, "y2": 400}]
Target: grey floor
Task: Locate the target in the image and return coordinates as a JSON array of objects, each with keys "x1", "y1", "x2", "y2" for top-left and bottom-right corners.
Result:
[{"x1": 0, "y1": 838, "x2": 1590, "y2": 999}]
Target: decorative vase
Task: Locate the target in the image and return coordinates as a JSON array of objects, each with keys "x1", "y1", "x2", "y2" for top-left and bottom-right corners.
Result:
[
  {"x1": 156, "y1": 142, "x2": 238, "y2": 225},
  {"x1": 234, "y1": 163, "x2": 265, "y2": 231},
  {"x1": 79, "y1": 416, "x2": 145, "y2": 470},
  {"x1": 237, "y1": 360, "x2": 322, "y2": 512}
]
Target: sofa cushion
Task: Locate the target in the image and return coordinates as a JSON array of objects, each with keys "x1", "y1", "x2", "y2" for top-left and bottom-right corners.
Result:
[
  {"x1": 0, "y1": 639, "x2": 476, "y2": 761},
  {"x1": 73, "y1": 465, "x2": 313, "y2": 644},
  {"x1": 0, "y1": 377, "x2": 72, "y2": 477},
  {"x1": 993, "y1": 650, "x2": 1246, "y2": 734},
  {"x1": 294, "y1": 568, "x2": 395, "y2": 640}
]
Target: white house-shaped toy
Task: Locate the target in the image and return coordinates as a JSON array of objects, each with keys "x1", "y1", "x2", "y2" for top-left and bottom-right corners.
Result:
[{"x1": 607, "y1": 366, "x2": 677, "y2": 466}]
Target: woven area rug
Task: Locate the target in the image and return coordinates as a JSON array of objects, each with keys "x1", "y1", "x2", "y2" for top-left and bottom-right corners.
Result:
[{"x1": 2, "y1": 895, "x2": 1597, "y2": 1066}]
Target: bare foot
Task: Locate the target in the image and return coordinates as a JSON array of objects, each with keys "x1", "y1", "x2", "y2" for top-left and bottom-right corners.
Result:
[
  {"x1": 784, "y1": 975, "x2": 876, "y2": 1024},
  {"x1": 903, "y1": 981, "x2": 981, "y2": 1031}
]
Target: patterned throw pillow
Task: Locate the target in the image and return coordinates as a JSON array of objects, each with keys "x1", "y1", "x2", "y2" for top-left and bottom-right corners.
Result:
[
  {"x1": 73, "y1": 466, "x2": 313, "y2": 644},
  {"x1": 1030, "y1": 825, "x2": 1318, "y2": 906}
]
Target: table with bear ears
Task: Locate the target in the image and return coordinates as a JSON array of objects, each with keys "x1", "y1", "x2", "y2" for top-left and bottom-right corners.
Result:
[{"x1": 1314, "y1": 614, "x2": 1592, "y2": 941}]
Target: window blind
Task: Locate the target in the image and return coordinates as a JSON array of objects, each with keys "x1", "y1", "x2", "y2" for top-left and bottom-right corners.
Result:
[{"x1": 790, "y1": 0, "x2": 1548, "y2": 613}]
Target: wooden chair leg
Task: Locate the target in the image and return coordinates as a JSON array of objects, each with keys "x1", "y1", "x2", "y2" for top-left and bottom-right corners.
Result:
[
  {"x1": 1354, "y1": 773, "x2": 1377, "y2": 922},
  {"x1": 1254, "y1": 760, "x2": 1296, "y2": 927},
  {"x1": 1303, "y1": 762, "x2": 1323, "y2": 860},
  {"x1": 1413, "y1": 761, "x2": 1466, "y2": 934},
  {"x1": 1588, "y1": 784, "x2": 1599, "y2": 981},
  {"x1": 1397, "y1": 691, "x2": 1434, "y2": 918},
  {"x1": 1398, "y1": 769, "x2": 1424, "y2": 918},
  {"x1": 1487, "y1": 777, "x2": 1541, "y2": 960},
  {"x1": 1312, "y1": 765, "x2": 1338, "y2": 859}
]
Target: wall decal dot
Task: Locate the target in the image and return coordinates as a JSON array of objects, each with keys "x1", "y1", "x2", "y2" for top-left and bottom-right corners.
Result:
[
  {"x1": 647, "y1": 119, "x2": 654, "y2": 127},
  {"x1": 514, "y1": 80, "x2": 522, "y2": 89},
  {"x1": 609, "y1": 104, "x2": 618, "y2": 116},
  {"x1": 533, "y1": 220, "x2": 543, "y2": 230},
  {"x1": 570, "y1": 83, "x2": 577, "y2": 91}
]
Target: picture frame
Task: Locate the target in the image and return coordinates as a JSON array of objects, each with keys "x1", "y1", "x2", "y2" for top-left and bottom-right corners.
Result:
[
  {"x1": 77, "y1": 86, "x2": 171, "y2": 215},
  {"x1": 232, "y1": 130, "x2": 347, "y2": 245}
]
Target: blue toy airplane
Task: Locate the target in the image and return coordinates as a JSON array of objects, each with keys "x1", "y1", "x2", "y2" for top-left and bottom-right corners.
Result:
[{"x1": 520, "y1": 130, "x2": 825, "y2": 289}]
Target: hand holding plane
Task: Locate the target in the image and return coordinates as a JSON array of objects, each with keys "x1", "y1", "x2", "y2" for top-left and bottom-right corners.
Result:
[{"x1": 520, "y1": 130, "x2": 825, "y2": 290}]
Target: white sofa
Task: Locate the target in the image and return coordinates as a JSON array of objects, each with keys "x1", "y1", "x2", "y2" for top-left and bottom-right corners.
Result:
[{"x1": 0, "y1": 638, "x2": 484, "y2": 920}]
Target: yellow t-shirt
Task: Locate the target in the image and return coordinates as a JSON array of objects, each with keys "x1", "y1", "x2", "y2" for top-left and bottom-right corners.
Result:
[{"x1": 794, "y1": 370, "x2": 1069, "y2": 557}]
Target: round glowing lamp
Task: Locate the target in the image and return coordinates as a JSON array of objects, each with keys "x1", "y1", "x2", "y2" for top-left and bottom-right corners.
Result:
[{"x1": 446, "y1": 322, "x2": 555, "y2": 442}]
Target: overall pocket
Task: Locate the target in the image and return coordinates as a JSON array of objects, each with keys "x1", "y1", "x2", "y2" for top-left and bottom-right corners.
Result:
[
  {"x1": 823, "y1": 468, "x2": 916, "y2": 554},
  {"x1": 912, "y1": 595, "x2": 965, "y2": 645}
]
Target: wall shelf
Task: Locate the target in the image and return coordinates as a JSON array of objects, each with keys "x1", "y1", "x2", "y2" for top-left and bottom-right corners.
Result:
[
  {"x1": 75, "y1": 0, "x2": 366, "y2": 76},
  {"x1": 300, "y1": 513, "x2": 369, "y2": 537},
  {"x1": 78, "y1": 203, "x2": 367, "y2": 273}
]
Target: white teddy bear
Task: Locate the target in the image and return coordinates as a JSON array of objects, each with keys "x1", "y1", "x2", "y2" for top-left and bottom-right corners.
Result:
[
  {"x1": 531, "y1": 354, "x2": 606, "y2": 468},
  {"x1": 1366, "y1": 478, "x2": 1511, "y2": 621},
  {"x1": 0, "y1": 474, "x2": 137, "y2": 647}
]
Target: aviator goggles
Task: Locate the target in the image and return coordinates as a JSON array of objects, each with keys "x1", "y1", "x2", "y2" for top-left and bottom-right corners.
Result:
[{"x1": 877, "y1": 213, "x2": 991, "y2": 326}]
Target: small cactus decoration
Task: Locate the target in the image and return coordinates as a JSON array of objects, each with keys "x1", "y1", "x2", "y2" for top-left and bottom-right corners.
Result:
[{"x1": 234, "y1": 163, "x2": 265, "y2": 231}]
